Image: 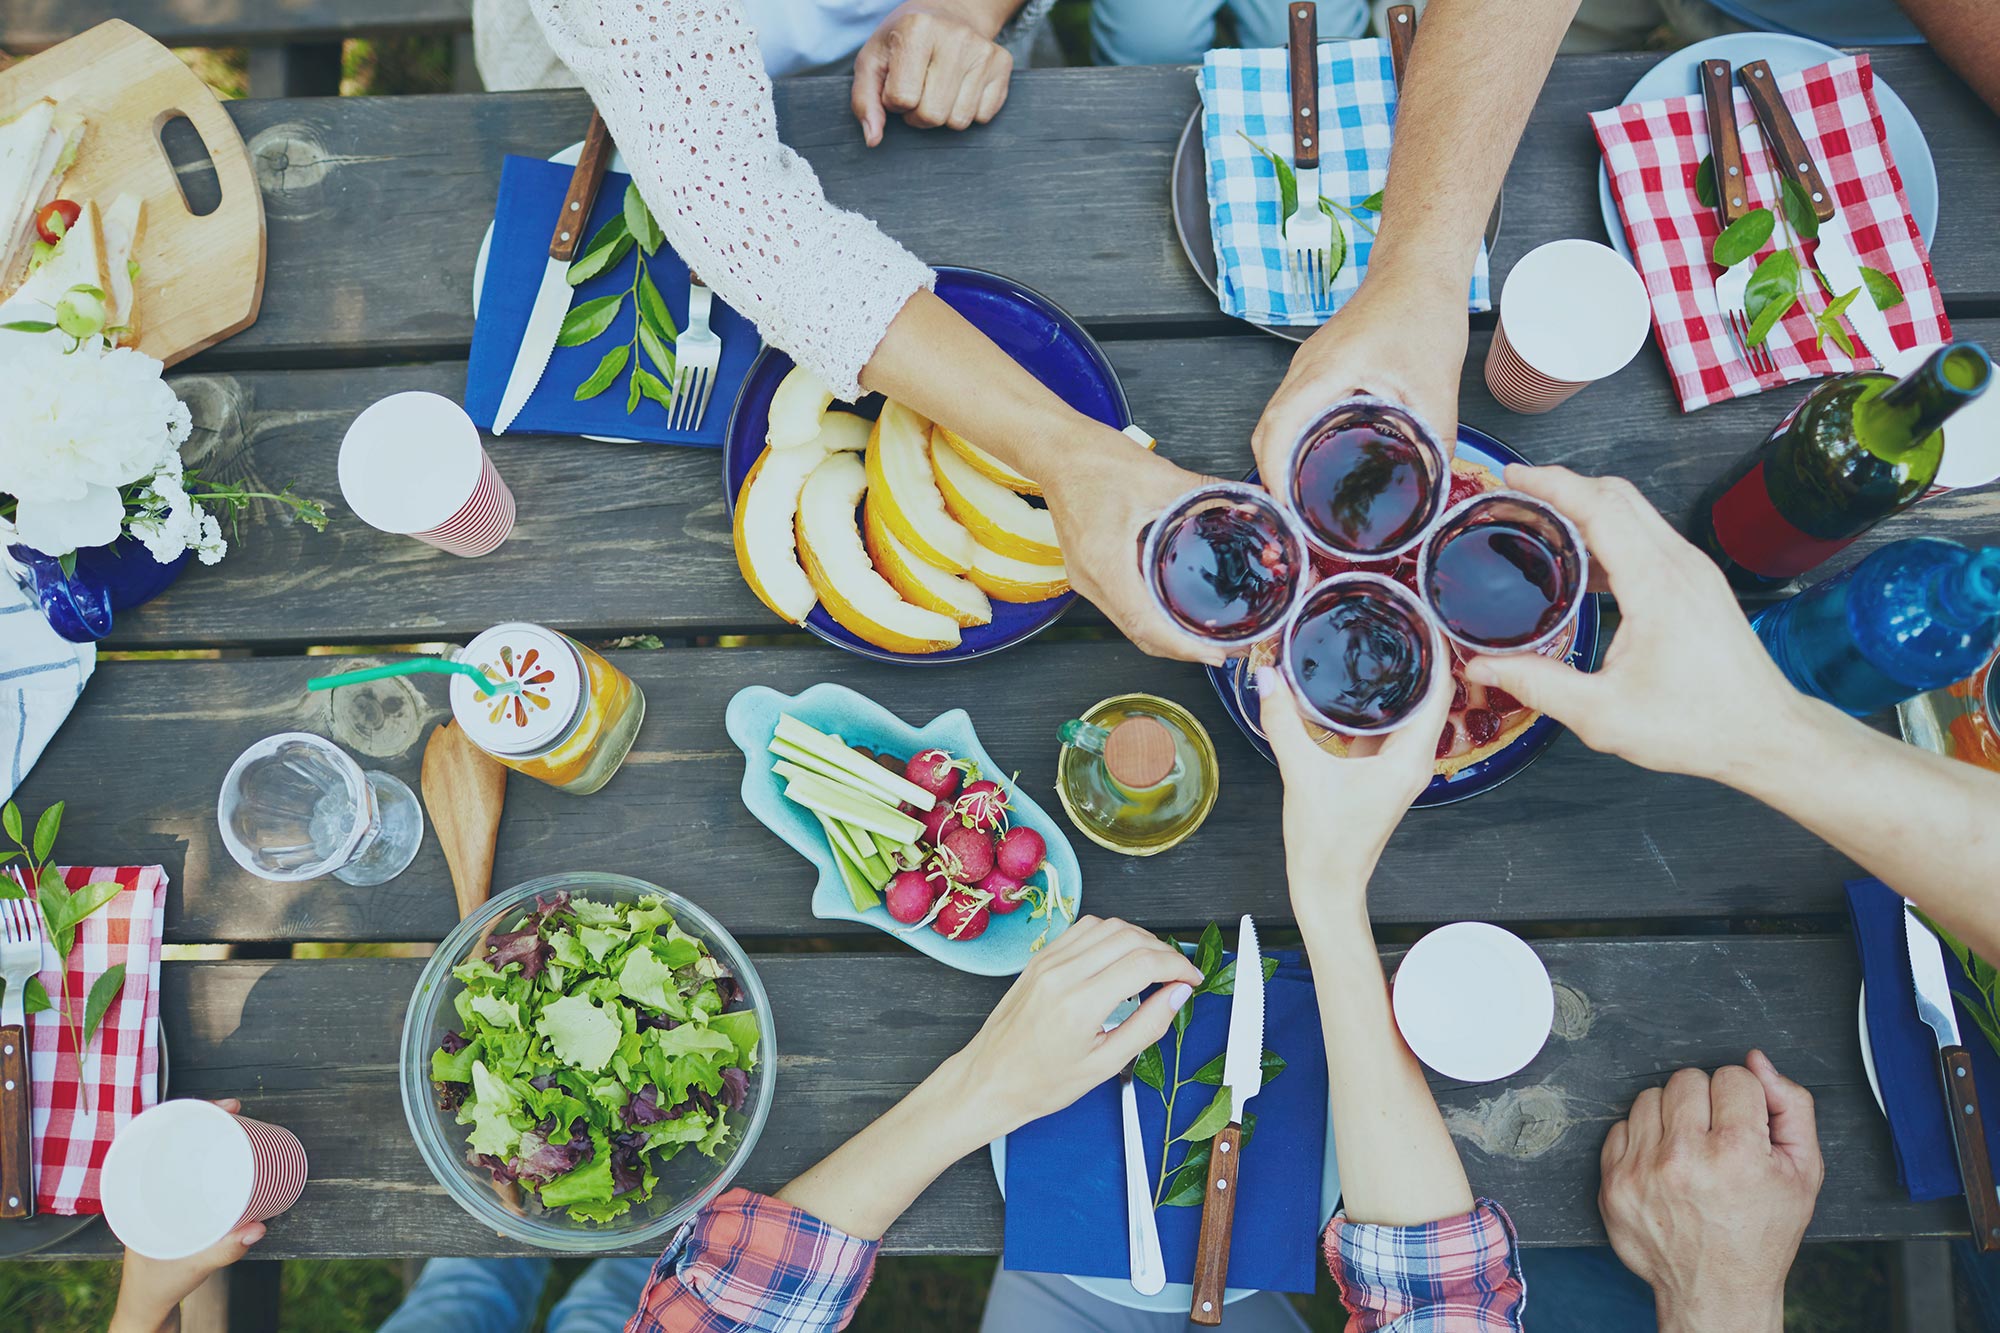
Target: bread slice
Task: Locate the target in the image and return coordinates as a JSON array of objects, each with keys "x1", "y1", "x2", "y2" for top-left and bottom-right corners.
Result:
[
  {"x1": 0, "y1": 198, "x2": 111, "y2": 329},
  {"x1": 100, "y1": 193, "x2": 145, "y2": 344},
  {"x1": 0, "y1": 99, "x2": 84, "y2": 298}
]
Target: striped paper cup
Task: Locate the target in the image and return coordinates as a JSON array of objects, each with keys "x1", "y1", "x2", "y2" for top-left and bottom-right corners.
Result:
[
  {"x1": 339, "y1": 391, "x2": 517, "y2": 557},
  {"x1": 101, "y1": 1100, "x2": 309, "y2": 1260},
  {"x1": 1486, "y1": 239, "x2": 1651, "y2": 416}
]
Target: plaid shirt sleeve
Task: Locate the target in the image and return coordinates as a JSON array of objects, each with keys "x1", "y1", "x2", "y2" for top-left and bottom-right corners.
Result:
[
  {"x1": 625, "y1": 1188, "x2": 880, "y2": 1333},
  {"x1": 1322, "y1": 1199, "x2": 1526, "y2": 1332}
]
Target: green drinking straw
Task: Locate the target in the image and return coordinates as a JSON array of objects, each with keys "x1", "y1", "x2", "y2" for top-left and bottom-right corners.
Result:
[{"x1": 306, "y1": 658, "x2": 516, "y2": 695}]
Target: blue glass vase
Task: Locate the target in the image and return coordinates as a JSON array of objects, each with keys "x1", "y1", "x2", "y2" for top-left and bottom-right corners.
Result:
[{"x1": 6, "y1": 537, "x2": 193, "y2": 643}]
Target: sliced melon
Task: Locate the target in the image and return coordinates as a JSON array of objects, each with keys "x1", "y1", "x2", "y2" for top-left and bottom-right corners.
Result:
[
  {"x1": 863, "y1": 497, "x2": 993, "y2": 628},
  {"x1": 815, "y1": 409, "x2": 871, "y2": 454},
  {"x1": 864, "y1": 399, "x2": 975, "y2": 573},
  {"x1": 797, "y1": 452, "x2": 961, "y2": 654},
  {"x1": 733, "y1": 443, "x2": 826, "y2": 625},
  {"x1": 767, "y1": 363, "x2": 836, "y2": 449},
  {"x1": 967, "y1": 540, "x2": 1070, "y2": 603},
  {"x1": 936, "y1": 425, "x2": 1040, "y2": 496},
  {"x1": 930, "y1": 433, "x2": 1063, "y2": 564}
]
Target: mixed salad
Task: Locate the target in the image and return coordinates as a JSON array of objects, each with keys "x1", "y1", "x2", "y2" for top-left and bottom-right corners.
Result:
[{"x1": 429, "y1": 891, "x2": 759, "y2": 1223}]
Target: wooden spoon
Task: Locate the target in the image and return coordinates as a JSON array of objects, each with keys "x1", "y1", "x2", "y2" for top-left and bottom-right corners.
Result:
[{"x1": 421, "y1": 721, "x2": 507, "y2": 920}]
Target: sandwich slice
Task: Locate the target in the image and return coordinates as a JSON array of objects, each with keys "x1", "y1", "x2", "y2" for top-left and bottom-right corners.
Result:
[
  {"x1": 0, "y1": 198, "x2": 112, "y2": 331},
  {"x1": 100, "y1": 193, "x2": 145, "y2": 344},
  {"x1": 0, "y1": 97, "x2": 85, "y2": 298}
]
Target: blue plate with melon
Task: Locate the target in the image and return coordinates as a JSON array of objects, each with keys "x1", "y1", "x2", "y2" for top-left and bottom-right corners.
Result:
[
  {"x1": 725, "y1": 681, "x2": 1082, "y2": 975},
  {"x1": 723, "y1": 267, "x2": 1130, "y2": 665}
]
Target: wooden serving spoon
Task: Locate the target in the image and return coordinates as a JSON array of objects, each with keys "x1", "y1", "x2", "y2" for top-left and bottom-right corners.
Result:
[{"x1": 421, "y1": 721, "x2": 507, "y2": 920}]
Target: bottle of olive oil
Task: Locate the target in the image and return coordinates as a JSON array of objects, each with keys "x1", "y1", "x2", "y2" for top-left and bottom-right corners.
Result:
[
  {"x1": 1055, "y1": 695, "x2": 1217, "y2": 856},
  {"x1": 1690, "y1": 342, "x2": 1991, "y2": 592}
]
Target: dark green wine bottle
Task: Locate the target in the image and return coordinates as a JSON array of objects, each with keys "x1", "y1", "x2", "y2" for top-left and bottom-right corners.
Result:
[{"x1": 1690, "y1": 342, "x2": 1992, "y2": 592}]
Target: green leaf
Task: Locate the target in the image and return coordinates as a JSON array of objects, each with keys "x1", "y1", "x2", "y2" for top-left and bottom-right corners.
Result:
[
  {"x1": 567, "y1": 230, "x2": 633, "y2": 286},
  {"x1": 1203, "y1": 960, "x2": 1236, "y2": 996},
  {"x1": 1133, "y1": 1045, "x2": 1164, "y2": 1092},
  {"x1": 2, "y1": 803, "x2": 19, "y2": 845},
  {"x1": 0, "y1": 319, "x2": 55, "y2": 334},
  {"x1": 1174, "y1": 1087, "x2": 1233, "y2": 1144},
  {"x1": 1316, "y1": 207, "x2": 1349, "y2": 284},
  {"x1": 1358, "y1": 188, "x2": 1385, "y2": 213},
  {"x1": 574, "y1": 344, "x2": 629, "y2": 401},
  {"x1": 1712, "y1": 208, "x2": 1775, "y2": 269},
  {"x1": 623, "y1": 183, "x2": 663, "y2": 256},
  {"x1": 1195, "y1": 923, "x2": 1223, "y2": 981},
  {"x1": 1236, "y1": 132, "x2": 1299, "y2": 221},
  {"x1": 1958, "y1": 992, "x2": 2000, "y2": 1060},
  {"x1": 1693, "y1": 154, "x2": 1717, "y2": 210},
  {"x1": 1173, "y1": 999, "x2": 1191, "y2": 1037},
  {"x1": 1779, "y1": 177, "x2": 1820, "y2": 241},
  {"x1": 23, "y1": 977, "x2": 51, "y2": 1015},
  {"x1": 626, "y1": 362, "x2": 645, "y2": 413},
  {"x1": 62, "y1": 881, "x2": 124, "y2": 932},
  {"x1": 31, "y1": 802, "x2": 61, "y2": 864},
  {"x1": 1815, "y1": 287, "x2": 1860, "y2": 357},
  {"x1": 633, "y1": 368, "x2": 674, "y2": 414},
  {"x1": 0, "y1": 871, "x2": 22, "y2": 900},
  {"x1": 637, "y1": 270, "x2": 678, "y2": 343},
  {"x1": 1859, "y1": 265, "x2": 1907, "y2": 311},
  {"x1": 82, "y1": 963, "x2": 125, "y2": 1045},
  {"x1": 1160, "y1": 1153, "x2": 1210, "y2": 1207},
  {"x1": 1192, "y1": 1048, "x2": 1286, "y2": 1087},
  {"x1": 557, "y1": 294, "x2": 624, "y2": 348},
  {"x1": 637, "y1": 323, "x2": 676, "y2": 383},
  {"x1": 1743, "y1": 250, "x2": 1801, "y2": 347}
]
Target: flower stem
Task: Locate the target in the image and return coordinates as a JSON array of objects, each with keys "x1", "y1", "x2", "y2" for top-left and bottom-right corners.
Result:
[{"x1": 1152, "y1": 1026, "x2": 1187, "y2": 1208}]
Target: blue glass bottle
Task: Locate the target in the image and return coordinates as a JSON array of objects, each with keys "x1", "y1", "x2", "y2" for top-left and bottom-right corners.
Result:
[{"x1": 1752, "y1": 538, "x2": 2000, "y2": 716}]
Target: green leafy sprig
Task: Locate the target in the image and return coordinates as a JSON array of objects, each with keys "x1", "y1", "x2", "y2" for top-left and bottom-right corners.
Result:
[
  {"x1": 2, "y1": 801, "x2": 126, "y2": 1118},
  {"x1": 560, "y1": 184, "x2": 680, "y2": 417},
  {"x1": 1133, "y1": 921, "x2": 1284, "y2": 1208},
  {"x1": 1916, "y1": 910, "x2": 2000, "y2": 1061},
  {"x1": 1237, "y1": 133, "x2": 1383, "y2": 293},
  {"x1": 1695, "y1": 154, "x2": 1906, "y2": 353}
]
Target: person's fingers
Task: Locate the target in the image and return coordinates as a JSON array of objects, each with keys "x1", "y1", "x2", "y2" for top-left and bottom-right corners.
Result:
[
  {"x1": 1601, "y1": 1118, "x2": 1631, "y2": 1171},
  {"x1": 1708, "y1": 1064, "x2": 1772, "y2": 1136},
  {"x1": 944, "y1": 66, "x2": 984, "y2": 131},
  {"x1": 1256, "y1": 667, "x2": 1323, "y2": 774},
  {"x1": 1032, "y1": 913, "x2": 1112, "y2": 967},
  {"x1": 1462, "y1": 650, "x2": 1600, "y2": 725},
  {"x1": 1746, "y1": 1049, "x2": 1821, "y2": 1165},
  {"x1": 1090, "y1": 947, "x2": 1205, "y2": 1013},
  {"x1": 213, "y1": 1098, "x2": 242, "y2": 1114},
  {"x1": 1625, "y1": 1085, "x2": 1665, "y2": 1152},
  {"x1": 1097, "y1": 979, "x2": 1197, "y2": 1069},
  {"x1": 1500, "y1": 465, "x2": 1682, "y2": 595},
  {"x1": 1375, "y1": 645, "x2": 1454, "y2": 768},
  {"x1": 975, "y1": 53, "x2": 1012, "y2": 122},
  {"x1": 910, "y1": 42, "x2": 971, "y2": 129},
  {"x1": 1059, "y1": 918, "x2": 1181, "y2": 982},
  {"x1": 188, "y1": 1222, "x2": 264, "y2": 1275},
  {"x1": 880, "y1": 24, "x2": 936, "y2": 115},
  {"x1": 850, "y1": 40, "x2": 891, "y2": 146},
  {"x1": 1661, "y1": 1066, "x2": 1713, "y2": 1136}
]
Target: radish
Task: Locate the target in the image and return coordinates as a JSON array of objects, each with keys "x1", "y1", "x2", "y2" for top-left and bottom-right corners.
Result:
[
  {"x1": 994, "y1": 826, "x2": 1045, "y2": 880},
  {"x1": 977, "y1": 867, "x2": 1028, "y2": 914},
  {"x1": 938, "y1": 824, "x2": 997, "y2": 883},
  {"x1": 932, "y1": 891, "x2": 991, "y2": 940},
  {"x1": 904, "y1": 748, "x2": 965, "y2": 802},
  {"x1": 919, "y1": 803, "x2": 957, "y2": 846},
  {"x1": 955, "y1": 779, "x2": 1009, "y2": 833},
  {"x1": 884, "y1": 870, "x2": 937, "y2": 924}
]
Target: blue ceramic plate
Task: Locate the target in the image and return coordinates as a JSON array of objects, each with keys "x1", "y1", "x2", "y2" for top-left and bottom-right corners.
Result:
[
  {"x1": 1594, "y1": 33, "x2": 1937, "y2": 266},
  {"x1": 723, "y1": 266, "x2": 1130, "y2": 665},
  {"x1": 724, "y1": 682, "x2": 1082, "y2": 976},
  {"x1": 1204, "y1": 426, "x2": 1602, "y2": 808}
]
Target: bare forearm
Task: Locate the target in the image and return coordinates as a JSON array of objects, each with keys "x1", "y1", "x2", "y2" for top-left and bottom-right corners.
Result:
[
  {"x1": 1295, "y1": 888, "x2": 1475, "y2": 1225},
  {"x1": 1657, "y1": 1288, "x2": 1786, "y2": 1333},
  {"x1": 1368, "y1": 0, "x2": 1579, "y2": 297},
  {"x1": 1898, "y1": 0, "x2": 2000, "y2": 114},
  {"x1": 775, "y1": 1050, "x2": 987, "y2": 1240},
  {"x1": 1731, "y1": 694, "x2": 2000, "y2": 956}
]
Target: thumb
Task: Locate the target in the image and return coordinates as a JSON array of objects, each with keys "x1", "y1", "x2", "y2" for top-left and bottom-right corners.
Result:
[
  {"x1": 1463, "y1": 650, "x2": 1597, "y2": 724},
  {"x1": 1099, "y1": 981, "x2": 1195, "y2": 1071},
  {"x1": 1746, "y1": 1049, "x2": 1821, "y2": 1169},
  {"x1": 1254, "y1": 666, "x2": 1320, "y2": 772},
  {"x1": 193, "y1": 1222, "x2": 264, "y2": 1275},
  {"x1": 851, "y1": 43, "x2": 889, "y2": 146}
]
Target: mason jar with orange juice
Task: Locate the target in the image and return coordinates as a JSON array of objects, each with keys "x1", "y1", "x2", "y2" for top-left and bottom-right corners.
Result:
[{"x1": 448, "y1": 622, "x2": 644, "y2": 794}]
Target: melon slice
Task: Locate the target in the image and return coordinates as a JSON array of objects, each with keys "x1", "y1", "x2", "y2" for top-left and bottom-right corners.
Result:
[
  {"x1": 929, "y1": 430, "x2": 1062, "y2": 564},
  {"x1": 796, "y1": 452, "x2": 961, "y2": 655},
  {"x1": 865, "y1": 400, "x2": 975, "y2": 573}
]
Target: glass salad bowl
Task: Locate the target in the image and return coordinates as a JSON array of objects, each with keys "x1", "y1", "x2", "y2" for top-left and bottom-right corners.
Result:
[{"x1": 401, "y1": 872, "x2": 776, "y2": 1251}]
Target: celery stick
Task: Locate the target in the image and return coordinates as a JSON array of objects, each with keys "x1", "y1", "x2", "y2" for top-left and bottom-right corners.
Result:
[
  {"x1": 774, "y1": 715, "x2": 936, "y2": 810},
  {"x1": 783, "y1": 777, "x2": 925, "y2": 840},
  {"x1": 768, "y1": 737, "x2": 865, "y2": 789},
  {"x1": 818, "y1": 817, "x2": 880, "y2": 911},
  {"x1": 821, "y1": 813, "x2": 866, "y2": 865}
]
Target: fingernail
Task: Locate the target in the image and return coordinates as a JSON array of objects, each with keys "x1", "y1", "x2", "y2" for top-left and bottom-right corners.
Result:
[
  {"x1": 1166, "y1": 983, "x2": 1193, "y2": 1011},
  {"x1": 1463, "y1": 659, "x2": 1494, "y2": 684},
  {"x1": 242, "y1": 1224, "x2": 265, "y2": 1247}
]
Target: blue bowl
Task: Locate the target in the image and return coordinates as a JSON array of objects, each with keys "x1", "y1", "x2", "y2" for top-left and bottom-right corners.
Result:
[
  {"x1": 724, "y1": 681, "x2": 1083, "y2": 975},
  {"x1": 723, "y1": 266, "x2": 1130, "y2": 665},
  {"x1": 1206, "y1": 425, "x2": 1603, "y2": 808}
]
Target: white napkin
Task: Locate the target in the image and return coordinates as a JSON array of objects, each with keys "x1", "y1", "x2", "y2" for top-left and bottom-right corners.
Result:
[{"x1": 0, "y1": 552, "x2": 95, "y2": 802}]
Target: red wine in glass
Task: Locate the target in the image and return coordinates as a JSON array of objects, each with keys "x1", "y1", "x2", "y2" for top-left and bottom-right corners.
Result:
[
  {"x1": 1286, "y1": 397, "x2": 1448, "y2": 559},
  {"x1": 1145, "y1": 483, "x2": 1306, "y2": 646},
  {"x1": 1281, "y1": 573, "x2": 1438, "y2": 734},
  {"x1": 1420, "y1": 491, "x2": 1587, "y2": 653}
]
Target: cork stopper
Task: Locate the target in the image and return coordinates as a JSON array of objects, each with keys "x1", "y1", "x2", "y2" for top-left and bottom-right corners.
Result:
[{"x1": 1102, "y1": 716, "x2": 1176, "y2": 790}]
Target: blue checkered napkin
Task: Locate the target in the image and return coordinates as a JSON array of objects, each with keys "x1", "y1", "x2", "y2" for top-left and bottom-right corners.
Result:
[
  {"x1": 1199, "y1": 42, "x2": 1492, "y2": 326},
  {"x1": 0, "y1": 568, "x2": 94, "y2": 802}
]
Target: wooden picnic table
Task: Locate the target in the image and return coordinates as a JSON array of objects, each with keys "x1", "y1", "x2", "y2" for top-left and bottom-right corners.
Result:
[{"x1": 16, "y1": 48, "x2": 2000, "y2": 1262}]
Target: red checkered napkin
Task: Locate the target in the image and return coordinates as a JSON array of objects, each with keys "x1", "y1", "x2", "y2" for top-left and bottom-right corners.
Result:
[
  {"x1": 19, "y1": 865, "x2": 168, "y2": 1214},
  {"x1": 1591, "y1": 55, "x2": 1950, "y2": 413}
]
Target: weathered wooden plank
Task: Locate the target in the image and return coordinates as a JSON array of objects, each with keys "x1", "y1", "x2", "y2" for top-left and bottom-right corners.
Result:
[
  {"x1": 115, "y1": 318, "x2": 2000, "y2": 649},
  {"x1": 0, "y1": 0, "x2": 471, "y2": 51},
  {"x1": 188, "y1": 49, "x2": 2000, "y2": 366},
  {"x1": 28, "y1": 942, "x2": 1961, "y2": 1259},
  {"x1": 19, "y1": 643, "x2": 1883, "y2": 942}
]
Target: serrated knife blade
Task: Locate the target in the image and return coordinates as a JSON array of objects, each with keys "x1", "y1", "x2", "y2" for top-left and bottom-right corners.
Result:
[
  {"x1": 1191, "y1": 913, "x2": 1267, "y2": 1325},
  {"x1": 1907, "y1": 904, "x2": 1961, "y2": 1048},
  {"x1": 1222, "y1": 914, "x2": 1266, "y2": 1122}
]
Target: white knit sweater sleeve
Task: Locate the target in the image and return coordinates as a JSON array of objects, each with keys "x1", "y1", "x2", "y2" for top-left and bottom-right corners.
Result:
[{"x1": 524, "y1": 0, "x2": 935, "y2": 400}]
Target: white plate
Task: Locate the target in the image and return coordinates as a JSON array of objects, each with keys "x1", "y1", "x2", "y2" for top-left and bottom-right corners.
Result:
[
  {"x1": 472, "y1": 140, "x2": 639, "y2": 445},
  {"x1": 1860, "y1": 982, "x2": 1886, "y2": 1116},
  {"x1": 1594, "y1": 32, "x2": 1938, "y2": 266}
]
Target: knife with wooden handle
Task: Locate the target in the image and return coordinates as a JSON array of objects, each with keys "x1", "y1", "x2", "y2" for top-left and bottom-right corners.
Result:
[{"x1": 1906, "y1": 904, "x2": 2000, "y2": 1251}]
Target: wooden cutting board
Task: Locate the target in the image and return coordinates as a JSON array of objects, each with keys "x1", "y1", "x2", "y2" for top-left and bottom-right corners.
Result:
[{"x1": 0, "y1": 20, "x2": 264, "y2": 366}]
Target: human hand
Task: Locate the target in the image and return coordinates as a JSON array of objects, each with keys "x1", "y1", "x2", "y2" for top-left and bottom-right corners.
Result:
[
  {"x1": 1255, "y1": 659, "x2": 1449, "y2": 896},
  {"x1": 1248, "y1": 269, "x2": 1467, "y2": 486},
  {"x1": 1599, "y1": 1052, "x2": 1822, "y2": 1333},
  {"x1": 1460, "y1": 465, "x2": 1805, "y2": 785},
  {"x1": 852, "y1": 1, "x2": 1016, "y2": 147},
  {"x1": 107, "y1": 1100, "x2": 265, "y2": 1333},
  {"x1": 947, "y1": 916, "x2": 1201, "y2": 1144},
  {"x1": 1038, "y1": 429, "x2": 1228, "y2": 665}
]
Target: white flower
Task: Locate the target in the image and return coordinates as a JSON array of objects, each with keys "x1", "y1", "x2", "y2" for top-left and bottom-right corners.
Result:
[
  {"x1": 0, "y1": 331, "x2": 192, "y2": 556},
  {"x1": 123, "y1": 449, "x2": 227, "y2": 565}
]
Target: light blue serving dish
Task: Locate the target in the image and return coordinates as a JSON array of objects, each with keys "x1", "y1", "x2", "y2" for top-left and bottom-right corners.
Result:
[{"x1": 724, "y1": 682, "x2": 1083, "y2": 976}]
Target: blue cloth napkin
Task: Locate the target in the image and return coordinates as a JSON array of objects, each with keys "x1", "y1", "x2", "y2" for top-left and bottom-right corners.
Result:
[
  {"x1": 1198, "y1": 42, "x2": 1492, "y2": 326},
  {"x1": 1847, "y1": 876, "x2": 2000, "y2": 1201},
  {"x1": 467, "y1": 156, "x2": 761, "y2": 447},
  {"x1": 1002, "y1": 952, "x2": 1328, "y2": 1293}
]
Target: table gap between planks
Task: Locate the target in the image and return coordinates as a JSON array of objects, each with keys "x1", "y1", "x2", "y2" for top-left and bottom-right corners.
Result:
[{"x1": 16, "y1": 52, "x2": 2000, "y2": 1258}]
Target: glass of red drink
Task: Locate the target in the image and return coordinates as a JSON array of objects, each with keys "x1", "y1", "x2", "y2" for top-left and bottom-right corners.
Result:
[
  {"x1": 1142, "y1": 482, "x2": 1308, "y2": 648},
  {"x1": 1418, "y1": 490, "x2": 1587, "y2": 655},
  {"x1": 1279, "y1": 572, "x2": 1443, "y2": 735},
  {"x1": 1283, "y1": 395, "x2": 1450, "y2": 561}
]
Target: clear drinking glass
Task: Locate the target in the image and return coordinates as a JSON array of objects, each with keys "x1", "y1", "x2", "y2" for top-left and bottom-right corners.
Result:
[
  {"x1": 1140, "y1": 482, "x2": 1308, "y2": 649},
  {"x1": 1417, "y1": 490, "x2": 1587, "y2": 655},
  {"x1": 1279, "y1": 573, "x2": 1443, "y2": 736},
  {"x1": 217, "y1": 733, "x2": 424, "y2": 886}
]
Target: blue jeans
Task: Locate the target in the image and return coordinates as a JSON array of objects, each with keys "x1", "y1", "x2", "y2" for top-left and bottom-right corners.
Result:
[
  {"x1": 1519, "y1": 1246, "x2": 1657, "y2": 1332},
  {"x1": 376, "y1": 1256, "x2": 657, "y2": 1333},
  {"x1": 1091, "y1": 0, "x2": 1369, "y2": 67}
]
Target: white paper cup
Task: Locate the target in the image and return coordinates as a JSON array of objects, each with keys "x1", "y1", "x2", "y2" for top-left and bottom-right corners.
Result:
[
  {"x1": 1486, "y1": 239, "x2": 1652, "y2": 414},
  {"x1": 101, "y1": 1100, "x2": 308, "y2": 1260},
  {"x1": 1878, "y1": 343, "x2": 2000, "y2": 495},
  {"x1": 1392, "y1": 922, "x2": 1554, "y2": 1082},
  {"x1": 338, "y1": 391, "x2": 517, "y2": 556}
]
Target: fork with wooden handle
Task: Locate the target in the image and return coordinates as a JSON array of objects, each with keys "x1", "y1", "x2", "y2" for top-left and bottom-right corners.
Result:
[
  {"x1": 0, "y1": 898, "x2": 45, "y2": 1219},
  {"x1": 1280, "y1": 2, "x2": 1333, "y2": 309},
  {"x1": 1700, "y1": 59, "x2": 1772, "y2": 374}
]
